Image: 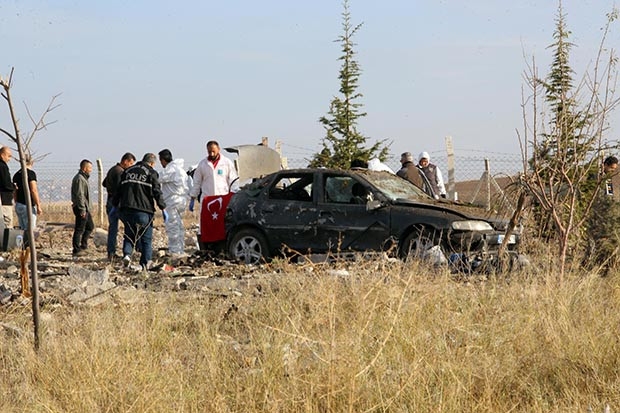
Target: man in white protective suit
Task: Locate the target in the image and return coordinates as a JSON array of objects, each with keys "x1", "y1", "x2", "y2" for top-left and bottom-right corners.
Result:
[{"x1": 158, "y1": 149, "x2": 189, "y2": 255}]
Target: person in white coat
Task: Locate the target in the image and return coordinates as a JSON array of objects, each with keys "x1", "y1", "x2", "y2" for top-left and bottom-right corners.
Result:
[
  {"x1": 417, "y1": 151, "x2": 446, "y2": 199},
  {"x1": 158, "y1": 149, "x2": 189, "y2": 255},
  {"x1": 188, "y1": 140, "x2": 239, "y2": 208},
  {"x1": 367, "y1": 158, "x2": 395, "y2": 174}
]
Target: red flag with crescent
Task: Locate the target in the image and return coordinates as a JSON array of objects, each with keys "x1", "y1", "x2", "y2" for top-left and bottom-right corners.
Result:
[{"x1": 199, "y1": 192, "x2": 234, "y2": 243}]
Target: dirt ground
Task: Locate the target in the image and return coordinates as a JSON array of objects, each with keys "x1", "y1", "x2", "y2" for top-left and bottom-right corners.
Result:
[{"x1": 0, "y1": 214, "x2": 270, "y2": 309}]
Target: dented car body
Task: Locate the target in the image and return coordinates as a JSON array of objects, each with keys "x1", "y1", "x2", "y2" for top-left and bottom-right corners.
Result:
[{"x1": 225, "y1": 168, "x2": 519, "y2": 267}]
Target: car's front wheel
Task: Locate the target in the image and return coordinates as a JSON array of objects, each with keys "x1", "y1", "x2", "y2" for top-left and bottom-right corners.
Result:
[
  {"x1": 398, "y1": 227, "x2": 441, "y2": 261},
  {"x1": 229, "y1": 228, "x2": 270, "y2": 265}
]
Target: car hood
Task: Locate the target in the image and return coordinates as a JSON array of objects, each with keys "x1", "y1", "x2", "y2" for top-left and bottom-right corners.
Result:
[{"x1": 393, "y1": 198, "x2": 514, "y2": 231}]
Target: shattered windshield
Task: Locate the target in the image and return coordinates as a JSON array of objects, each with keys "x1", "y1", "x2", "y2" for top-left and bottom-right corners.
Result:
[
  {"x1": 240, "y1": 174, "x2": 273, "y2": 196},
  {"x1": 359, "y1": 171, "x2": 431, "y2": 201}
]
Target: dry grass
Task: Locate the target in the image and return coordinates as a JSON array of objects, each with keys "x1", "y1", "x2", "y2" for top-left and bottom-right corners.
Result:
[
  {"x1": 1, "y1": 256, "x2": 620, "y2": 412},
  {"x1": 40, "y1": 202, "x2": 190, "y2": 228}
]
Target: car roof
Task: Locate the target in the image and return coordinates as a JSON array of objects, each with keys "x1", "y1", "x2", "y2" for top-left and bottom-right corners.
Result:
[{"x1": 266, "y1": 167, "x2": 385, "y2": 176}]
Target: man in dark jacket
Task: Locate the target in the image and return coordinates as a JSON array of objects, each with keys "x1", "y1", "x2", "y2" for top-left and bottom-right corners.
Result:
[
  {"x1": 71, "y1": 159, "x2": 94, "y2": 256},
  {"x1": 396, "y1": 152, "x2": 423, "y2": 189},
  {"x1": 114, "y1": 153, "x2": 167, "y2": 270},
  {"x1": 0, "y1": 146, "x2": 15, "y2": 228},
  {"x1": 103, "y1": 152, "x2": 136, "y2": 261}
]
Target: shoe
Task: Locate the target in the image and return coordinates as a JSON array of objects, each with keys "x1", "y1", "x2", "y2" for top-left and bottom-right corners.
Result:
[
  {"x1": 73, "y1": 250, "x2": 88, "y2": 257},
  {"x1": 108, "y1": 253, "x2": 122, "y2": 262},
  {"x1": 122, "y1": 255, "x2": 131, "y2": 268}
]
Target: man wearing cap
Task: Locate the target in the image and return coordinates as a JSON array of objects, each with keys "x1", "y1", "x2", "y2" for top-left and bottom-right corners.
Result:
[
  {"x1": 417, "y1": 151, "x2": 446, "y2": 199},
  {"x1": 397, "y1": 152, "x2": 423, "y2": 188}
]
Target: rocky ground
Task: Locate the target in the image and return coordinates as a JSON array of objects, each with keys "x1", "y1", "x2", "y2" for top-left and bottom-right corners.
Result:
[{"x1": 0, "y1": 222, "x2": 273, "y2": 309}]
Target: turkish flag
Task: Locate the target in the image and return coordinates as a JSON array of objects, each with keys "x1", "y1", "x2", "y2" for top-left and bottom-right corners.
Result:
[{"x1": 200, "y1": 192, "x2": 234, "y2": 243}]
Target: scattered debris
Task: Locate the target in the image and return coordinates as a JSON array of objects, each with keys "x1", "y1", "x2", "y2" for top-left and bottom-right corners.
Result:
[{"x1": 0, "y1": 284, "x2": 12, "y2": 304}]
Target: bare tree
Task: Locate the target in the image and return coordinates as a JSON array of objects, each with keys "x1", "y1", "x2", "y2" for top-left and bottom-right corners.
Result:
[
  {"x1": 0, "y1": 67, "x2": 60, "y2": 349},
  {"x1": 517, "y1": 4, "x2": 620, "y2": 280}
]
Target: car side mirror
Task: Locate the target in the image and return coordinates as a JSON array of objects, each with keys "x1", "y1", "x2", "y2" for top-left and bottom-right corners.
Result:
[{"x1": 366, "y1": 199, "x2": 383, "y2": 211}]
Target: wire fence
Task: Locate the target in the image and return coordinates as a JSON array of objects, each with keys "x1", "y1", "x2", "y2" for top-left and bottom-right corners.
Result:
[
  {"x1": 278, "y1": 141, "x2": 524, "y2": 179},
  {"x1": 33, "y1": 149, "x2": 524, "y2": 207}
]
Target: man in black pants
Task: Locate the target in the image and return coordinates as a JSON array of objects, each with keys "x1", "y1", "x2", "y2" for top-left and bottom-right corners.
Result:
[
  {"x1": 103, "y1": 152, "x2": 136, "y2": 261},
  {"x1": 71, "y1": 159, "x2": 94, "y2": 257},
  {"x1": 0, "y1": 146, "x2": 15, "y2": 228},
  {"x1": 114, "y1": 153, "x2": 167, "y2": 271}
]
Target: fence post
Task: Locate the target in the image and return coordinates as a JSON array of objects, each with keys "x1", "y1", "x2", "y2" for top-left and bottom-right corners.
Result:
[
  {"x1": 484, "y1": 158, "x2": 491, "y2": 211},
  {"x1": 485, "y1": 158, "x2": 491, "y2": 211},
  {"x1": 469, "y1": 157, "x2": 492, "y2": 210},
  {"x1": 445, "y1": 136, "x2": 455, "y2": 200},
  {"x1": 276, "y1": 139, "x2": 287, "y2": 169},
  {"x1": 96, "y1": 159, "x2": 104, "y2": 227}
]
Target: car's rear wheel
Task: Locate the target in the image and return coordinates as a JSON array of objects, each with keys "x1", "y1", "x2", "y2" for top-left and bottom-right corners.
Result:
[
  {"x1": 229, "y1": 228, "x2": 270, "y2": 265},
  {"x1": 399, "y1": 227, "x2": 440, "y2": 261}
]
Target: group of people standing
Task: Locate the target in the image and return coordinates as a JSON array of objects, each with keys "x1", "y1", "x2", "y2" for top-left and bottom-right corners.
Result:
[
  {"x1": 0, "y1": 146, "x2": 43, "y2": 232},
  {"x1": 397, "y1": 151, "x2": 447, "y2": 199},
  {"x1": 70, "y1": 140, "x2": 238, "y2": 271}
]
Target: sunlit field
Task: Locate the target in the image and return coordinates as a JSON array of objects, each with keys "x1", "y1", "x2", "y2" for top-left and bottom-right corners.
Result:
[{"x1": 2, "y1": 252, "x2": 619, "y2": 412}]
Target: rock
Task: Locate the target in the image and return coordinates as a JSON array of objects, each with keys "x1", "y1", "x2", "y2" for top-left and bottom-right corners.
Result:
[
  {"x1": 92, "y1": 228, "x2": 108, "y2": 247},
  {"x1": 66, "y1": 265, "x2": 116, "y2": 304},
  {"x1": 68, "y1": 265, "x2": 111, "y2": 286}
]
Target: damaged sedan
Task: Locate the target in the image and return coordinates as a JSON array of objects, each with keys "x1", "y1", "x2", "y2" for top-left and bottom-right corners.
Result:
[{"x1": 225, "y1": 168, "x2": 520, "y2": 269}]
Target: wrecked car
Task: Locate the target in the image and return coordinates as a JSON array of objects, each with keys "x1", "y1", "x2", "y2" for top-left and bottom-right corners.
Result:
[{"x1": 225, "y1": 168, "x2": 520, "y2": 269}]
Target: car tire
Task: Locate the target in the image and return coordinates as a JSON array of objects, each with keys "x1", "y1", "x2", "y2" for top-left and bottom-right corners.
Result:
[
  {"x1": 229, "y1": 228, "x2": 270, "y2": 265},
  {"x1": 399, "y1": 227, "x2": 440, "y2": 261}
]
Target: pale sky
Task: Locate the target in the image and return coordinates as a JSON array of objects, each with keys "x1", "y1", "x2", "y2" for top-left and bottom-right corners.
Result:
[{"x1": 1, "y1": 0, "x2": 618, "y2": 168}]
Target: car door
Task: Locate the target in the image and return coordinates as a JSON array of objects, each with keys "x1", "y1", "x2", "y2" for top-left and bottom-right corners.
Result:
[
  {"x1": 257, "y1": 171, "x2": 321, "y2": 253},
  {"x1": 315, "y1": 173, "x2": 391, "y2": 252}
]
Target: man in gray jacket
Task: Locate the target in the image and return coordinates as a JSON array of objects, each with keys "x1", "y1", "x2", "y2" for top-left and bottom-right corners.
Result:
[{"x1": 71, "y1": 159, "x2": 94, "y2": 257}]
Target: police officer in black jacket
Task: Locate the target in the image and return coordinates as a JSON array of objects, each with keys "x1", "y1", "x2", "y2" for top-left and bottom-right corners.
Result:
[{"x1": 114, "y1": 153, "x2": 168, "y2": 270}]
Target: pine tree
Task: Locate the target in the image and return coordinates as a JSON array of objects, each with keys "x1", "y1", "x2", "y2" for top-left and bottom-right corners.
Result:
[
  {"x1": 536, "y1": 4, "x2": 592, "y2": 170},
  {"x1": 309, "y1": 0, "x2": 389, "y2": 169}
]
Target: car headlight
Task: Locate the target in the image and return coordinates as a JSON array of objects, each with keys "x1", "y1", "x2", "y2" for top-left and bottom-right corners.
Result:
[{"x1": 451, "y1": 220, "x2": 494, "y2": 231}]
